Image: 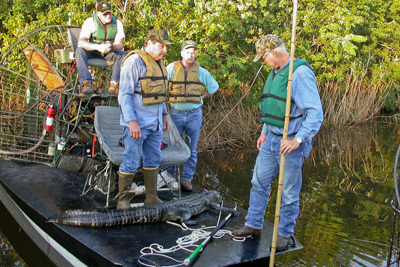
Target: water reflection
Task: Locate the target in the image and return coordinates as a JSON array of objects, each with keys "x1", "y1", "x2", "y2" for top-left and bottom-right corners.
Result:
[
  {"x1": 196, "y1": 123, "x2": 399, "y2": 266},
  {"x1": 0, "y1": 231, "x2": 27, "y2": 267}
]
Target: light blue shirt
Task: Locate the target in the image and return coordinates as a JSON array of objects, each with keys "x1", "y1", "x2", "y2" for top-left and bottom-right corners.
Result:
[
  {"x1": 261, "y1": 58, "x2": 323, "y2": 141},
  {"x1": 118, "y1": 51, "x2": 167, "y2": 131},
  {"x1": 166, "y1": 61, "x2": 219, "y2": 111}
]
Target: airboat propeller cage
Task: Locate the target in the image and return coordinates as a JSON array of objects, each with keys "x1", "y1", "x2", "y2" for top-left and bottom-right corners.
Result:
[{"x1": 23, "y1": 44, "x2": 65, "y2": 90}]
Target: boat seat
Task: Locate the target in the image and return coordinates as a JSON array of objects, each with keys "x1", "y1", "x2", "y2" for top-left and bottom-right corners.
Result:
[
  {"x1": 67, "y1": 28, "x2": 114, "y2": 68},
  {"x1": 94, "y1": 106, "x2": 191, "y2": 168}
]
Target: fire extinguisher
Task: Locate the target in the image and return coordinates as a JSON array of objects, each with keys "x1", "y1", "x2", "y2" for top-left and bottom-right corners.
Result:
[{"x1": 45, "y1": 104, "x2": 55, "y2": 131}]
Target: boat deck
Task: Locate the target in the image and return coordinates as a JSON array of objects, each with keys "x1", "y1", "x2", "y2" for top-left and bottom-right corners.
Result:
[{"x1": 0, "y1": 159, "x2": 302, "y2": 267}]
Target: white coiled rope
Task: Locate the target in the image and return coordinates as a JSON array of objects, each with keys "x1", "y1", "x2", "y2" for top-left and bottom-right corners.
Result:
[{"x1": 136, "y1": 203, "x2": 245, "y2": 267}]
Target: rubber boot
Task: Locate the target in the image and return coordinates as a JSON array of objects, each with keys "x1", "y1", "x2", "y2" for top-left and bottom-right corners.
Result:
[
  {"x1": 116, "y1": 171, "x2": 135, "y2": 210},
  {"x1": 143, "y1": 168, "x2": 163, "y2": 206}
]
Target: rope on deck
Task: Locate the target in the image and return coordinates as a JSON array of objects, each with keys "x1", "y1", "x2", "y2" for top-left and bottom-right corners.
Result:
[{"x1": 134, "y1": 202, "x2": 245, "y2": 267}]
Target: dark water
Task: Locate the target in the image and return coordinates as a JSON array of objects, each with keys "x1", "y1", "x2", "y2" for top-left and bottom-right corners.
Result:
[
  {"x1": 0, "y1": 233, "x2": 27, "y2": 267},
  {"x1": 1, "y1": 122, "x2": 399, "y2": 266},
  {"x1": 195, "y1": 122, "x2": 399, "y2": 267}
]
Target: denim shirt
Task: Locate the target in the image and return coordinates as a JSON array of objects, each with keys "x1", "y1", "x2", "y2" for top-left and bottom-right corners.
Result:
[
  {"x1": 118, "y1": 51, "x2": 167, "y2": 131},
  {"x1": 261, "y1": 58, "x2": 323, "y2": 141},
  {"x1": 166, "y1": 62, "x2": 219, "y2": 111}
]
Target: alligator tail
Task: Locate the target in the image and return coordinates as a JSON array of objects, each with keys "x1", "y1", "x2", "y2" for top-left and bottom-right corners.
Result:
[{"x1": 47, "y1": 206, "x2": 164, "y2": 227}]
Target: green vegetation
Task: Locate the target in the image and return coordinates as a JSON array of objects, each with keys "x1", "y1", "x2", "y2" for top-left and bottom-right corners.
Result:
[{"x1": 0, "y1": 0, "x2": 399, "y2": 146}]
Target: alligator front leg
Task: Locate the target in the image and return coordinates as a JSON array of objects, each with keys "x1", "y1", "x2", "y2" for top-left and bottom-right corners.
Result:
[
  {"x1": 162, "y1": 207, "x2": 198, "y2": 225},
  {"x1": 209, "y1": 203, "x2": 238, "y2": 216}
]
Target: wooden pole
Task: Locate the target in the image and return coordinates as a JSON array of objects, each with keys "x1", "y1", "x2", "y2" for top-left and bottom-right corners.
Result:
[{"x1": 269, "y1": 0, "x2": 299, "y2": 266}]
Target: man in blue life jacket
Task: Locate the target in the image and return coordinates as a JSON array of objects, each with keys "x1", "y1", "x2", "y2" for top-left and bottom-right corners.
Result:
[
  {"x1": 233, "y1": 34, "x2": 323, "y2": 250},
  {"x1": 116, "y1": 29, "x2": 172, "y2": 209},
  {"x1": 166, "y1": 40, "x2": 219, "y2": 191},
  {"x1": 76, "y1": 1, "x2": 127, "y2": 98}
]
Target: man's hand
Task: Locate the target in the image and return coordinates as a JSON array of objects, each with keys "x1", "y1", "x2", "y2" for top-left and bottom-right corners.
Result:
[
  {"x1": 280, "y1": 138, "x2": 300, "y2": 155},
  {"x1": 129, "y1": 120, "x2": 141, "y2": 140},
  {"x1": 162, "y1": 114, "x2": 170, "y2": 132},
  {"x1": 257, "y1": 134, "x2": 267, "y2": 150},
  {"x1": 99, "y1": 43, "x2": 112, "y2": 54}
]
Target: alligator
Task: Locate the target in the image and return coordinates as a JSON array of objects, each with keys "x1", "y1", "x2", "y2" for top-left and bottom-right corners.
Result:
[{"x1": 47, "y1": 190, "x2": 236, "y2": 227}]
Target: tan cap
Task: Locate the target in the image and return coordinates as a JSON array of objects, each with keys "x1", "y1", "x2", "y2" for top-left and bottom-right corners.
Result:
[
  {"x1": 147, "y1": 29, "x2": 173, "y2": 45},
  {"x1": 253, "y1": 34, "x2": 283, "y2": 62},
  {"x1": 181, "y1": 40, "x2": 198, "y2": 50}
]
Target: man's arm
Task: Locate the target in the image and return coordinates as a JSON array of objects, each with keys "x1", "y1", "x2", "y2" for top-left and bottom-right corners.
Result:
[
  {"x1": 111, "y1": 20, "x2": 125, "y2": 51},
  {"x1": 111, "y1": 38, "x2": 124, "y2": 51},
  {"x1": 78, "y1": 37, "x2": 112, "y2": 53},
  {"x1": 291, "y1": 66, "x2": 324, "y2": 141},
  {"x1": 119, "y1": 55, "x2": 141, "y2": 122},
  {"x1": 280, "y1": 65, "x2": 323, "y2": 155},
  {"x1": 166, "y1": 62, "x2": 175, "y2": 82},
  {"x1": 198, "y1": 67, "x2": 219, "y2": 97}
]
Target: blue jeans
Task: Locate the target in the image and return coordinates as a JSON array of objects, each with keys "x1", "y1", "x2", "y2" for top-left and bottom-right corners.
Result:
[
  {"x1": 245, "y1": 133, "x2": 312, "y2": 238},
  {"x1": 119, "y1": 126, "x2": 162, "y2": 174},
  {"x1": 75, "y1": 47, "x2": 127, "y2": 85},
  {"x1": 170, "y1": 107, "x2": 202, "y2": 181}
]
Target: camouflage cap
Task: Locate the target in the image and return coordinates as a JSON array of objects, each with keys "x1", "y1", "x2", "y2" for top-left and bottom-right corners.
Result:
[
  {"x1": 181, "y1": 40, "x2": 198, "y2": 50},
  {"x1": 96, "y1": 1, "x2": 112, "y2": 14},
  {"x1": 147, "y1": 29, "x2": 173, "y2": 45},
  {"x1": 253, "y1": 34, "x2": 283, "y2": 62}
]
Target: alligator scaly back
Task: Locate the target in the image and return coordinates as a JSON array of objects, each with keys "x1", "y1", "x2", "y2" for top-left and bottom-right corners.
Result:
[{"x1": 47, "y1": 190, "x2": 233, "y2": 227}]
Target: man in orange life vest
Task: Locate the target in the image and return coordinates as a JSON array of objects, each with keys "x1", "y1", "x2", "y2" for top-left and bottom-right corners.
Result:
[
  {"x1": 166, "y1": 40, "x2": 219, "y2": 191},
  {"x1": 116, "y1": 30, "x2": 172, "y2": 209}
]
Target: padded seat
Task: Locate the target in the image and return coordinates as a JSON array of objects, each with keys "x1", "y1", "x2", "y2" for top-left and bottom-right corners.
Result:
[{"x1": 94, "y1": 106, "x2": 191, "y2": 167}]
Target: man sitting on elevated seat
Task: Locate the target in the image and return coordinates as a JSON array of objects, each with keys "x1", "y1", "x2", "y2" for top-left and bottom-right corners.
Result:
[
  {"x1": 117, "y1": 29, "x2": 172, "y2": 209},
  {"x1": 76, "y1": 1, "x2": 127, "y2": 98}
]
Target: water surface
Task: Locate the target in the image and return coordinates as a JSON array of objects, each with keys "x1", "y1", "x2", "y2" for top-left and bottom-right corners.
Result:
[
  {"x1": 1, "y1": 122, "x2": 399, "y2": 267},
  {"x1": 195, "y1": 123, "x2": 399, "y2": 267}
]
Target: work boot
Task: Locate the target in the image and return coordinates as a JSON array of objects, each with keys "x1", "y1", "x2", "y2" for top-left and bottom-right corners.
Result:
[
  {"x1": 181, "y1": 180, "x2": 193, "y2": 191},
  {"x1": 143, "y1": 168, "x2": 163, "y2": 206},
  {"x1": 108, "y1": 81, "x2": 119, "y2": 95},
  {"x1": 276, "y1": 235, "x2": 290, "y2": 251},
  {"x1": 232, "y1": 225, "x2": 262, "y2": 237},
  {"x1": 116, "y1": 171, "x2": 135, "y2": 209},
  {"x1": 79, "y1": 80, "x2": 95, "y2": 98}
]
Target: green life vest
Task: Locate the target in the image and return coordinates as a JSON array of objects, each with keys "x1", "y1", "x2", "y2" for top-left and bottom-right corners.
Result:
[
  {"x1": 89, "y1": 13, "x2": 117, "y2": 44},
  {"x1": 122, "y1": 50, "x2": 168, "y2": 105},
  {"x1": 168, "y1": 61, "x2": 204, "y2": 103},
  {"x1": 259, "y1": 59, "x2": 311, "y2": 128}
]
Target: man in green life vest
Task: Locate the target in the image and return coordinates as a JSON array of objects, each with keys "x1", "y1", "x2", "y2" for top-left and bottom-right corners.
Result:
[
  {"x1": 233, "y1": 34, "x2": 323, "y2": 251},
  {"x1": 166, "y1": 40, "x2": 219, "y2": 191},
  {"x1": 76, "y1": 1, "x2": 127, "y2": 98}
]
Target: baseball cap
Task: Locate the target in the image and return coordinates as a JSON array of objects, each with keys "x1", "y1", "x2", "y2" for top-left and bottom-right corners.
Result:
[
  {"x1": 181, "y1": 40, "x2": 198, "y2": 50},
  {"x1": 147, "y1": 29, "x2": 173, "y2": 45},
  {"x1": 97, "y1": 1, "x2": 112, "y2": 14},
  {"x1": 253, "y1": 34, "x2": 283, "y2": 62}
]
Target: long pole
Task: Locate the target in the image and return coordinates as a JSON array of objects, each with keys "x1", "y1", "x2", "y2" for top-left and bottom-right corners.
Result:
[
  {"x1": 184, "y1": 207, "x2": 236, "y2": 266},
  {"x1": 269, "y1": 0, "x2": 299, "y2": 266}
]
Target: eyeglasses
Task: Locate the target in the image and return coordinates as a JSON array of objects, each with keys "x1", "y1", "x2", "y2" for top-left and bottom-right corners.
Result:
[
  {"x1": 184, "y1": 51, "x2": 197, "y2": 56},
  {"x1": 262, "y1": 50, "x2": 272, "y2": 59}
]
